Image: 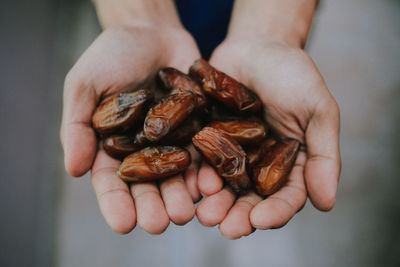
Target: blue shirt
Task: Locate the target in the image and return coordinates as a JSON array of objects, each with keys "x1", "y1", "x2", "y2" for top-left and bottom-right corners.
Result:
[{"x1": 175, "y1": 0, "x2": 234, "y2": 59}]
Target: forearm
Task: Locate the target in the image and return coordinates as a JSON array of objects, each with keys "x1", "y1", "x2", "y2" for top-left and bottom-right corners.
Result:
[
  {"x1": 227, "y1": 0, "x2": 318, "y2": 48},
  {"x1": 92, "y1": 0, "x2": 182, "y2": 29}
]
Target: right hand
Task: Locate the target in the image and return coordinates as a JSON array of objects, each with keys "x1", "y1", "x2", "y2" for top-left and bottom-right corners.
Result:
[
  {"x1": 196, "y1": 39, "x2": 341, "y2": 239},
  {"x1": 60, "y1": 24, "x2": 202, "y2": 234}
]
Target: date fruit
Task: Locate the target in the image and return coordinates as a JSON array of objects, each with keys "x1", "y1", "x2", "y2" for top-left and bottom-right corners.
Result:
[
  {"x1": 103, "y1": 135, "x2": 139, "y2": 159},
  {"x1": 158, "y1": 68, "x2": 207, "y2": 109},
  {"x1": 118, "y1": 146, "x2": 191, "y2": 182},
  {"x1": 247, "y1": 138, "x2": 277, "y2": 167},
  {"x1": 103, "y1": 128, "x2": 151, "y2": 159},
  {"x1": 252, "y1": 139, "x2": 300, "y2": 196},
  {"x1": 189, "y1": 59, "x2": 261, "y2": 113},
  {"x1": 192, "y1": 127, "x2": 251, "y2": 195},
  {"x1": 144, "y1": 89, "x2": 196, "y2": 142},
  {"x1": 92, "y1": 89, "x2": 154, "y2": 134},
  {"x1": 209, "y1": 121, "x2": 266, "y2": 146},
  {"x1": 162, "y1": 118, "x2": 201, "y2": 146},
  {"x1": 91, "y1": 62, "x2": 299, "y2": 199}
]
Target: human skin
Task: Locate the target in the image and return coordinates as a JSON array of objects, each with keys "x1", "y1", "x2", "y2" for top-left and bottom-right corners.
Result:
[
  {"x1": 61, "y1": 0, "x2": 340, "y2": 238},
  {"x1": 195, "y1": 0, "x2": 341, "y2": 239},
  {"x1": 60, "y1": 0, "x2": 202, "y2": 234}
]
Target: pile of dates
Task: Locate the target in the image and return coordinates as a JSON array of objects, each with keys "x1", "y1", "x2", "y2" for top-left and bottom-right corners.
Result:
[{"x1": 92, "y1": 59, "x2": 300, "y2": 196}]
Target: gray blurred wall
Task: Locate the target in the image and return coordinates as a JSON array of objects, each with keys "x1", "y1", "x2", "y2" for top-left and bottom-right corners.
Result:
[
  {"x1": 0, "y1": 0, "x2": 399, "y2": 267},
  {"x1": 0, "y1": 0, "x2": 94, "y2": 266}
]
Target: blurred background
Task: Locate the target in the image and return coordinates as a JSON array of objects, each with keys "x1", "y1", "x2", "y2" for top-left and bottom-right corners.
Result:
[{"x1": 1, "y1": 0, "x2": 399, "y2": 266}]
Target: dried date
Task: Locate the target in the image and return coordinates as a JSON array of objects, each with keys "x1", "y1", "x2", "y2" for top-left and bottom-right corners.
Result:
[
  {"x1": 252, "y1": 139, "x2": 300, "y2": 196},
  {"x1": 189, "y1": 59, "x2": 261, "y2": 113},
  {"x1": 192, "y1": 127, "x2": 252, "y2": 195},
  {"x1": 103, "y1": 135, "x2": 138, "y2": 159},
  {"x1": 162, "y1": 118, "x2": 201, "y2": 146},
  {"x1": 92, "y1": 89, "x2": 153, "y2": 135},
  {"x1": 103, "y1": 129, "x2": 151, "y2": 159},
  {"x1": 118, "y1": 146, "x2": 191, "y2": 182},
  {"x1": 158, "y1": 68, "x2": 207, "y2": 109},
  {"x1": 247, "y1": 138, "x2": 277, "y2": 167},
  {"x1": 144, "y1": 89, "x2": 196, "y2": 142},
  {"x1": 209, "y1": 120, "x2": 266, "y2": 146}
]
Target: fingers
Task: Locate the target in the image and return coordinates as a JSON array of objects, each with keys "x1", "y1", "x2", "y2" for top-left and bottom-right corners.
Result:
[
  {"x1": 183, "y1": 164, "x2": 201, "y2": 202},
  {"x1": 183, "y1": 146, "x2": 202, "y2": 202},
  {"x1": 196, "y1": 187, "x2": 236, "y2": 227},
  {"x1": 197, "y1": 152, "x2": 307, "y2": 236},
  {"x1": 305, "y1": 99, "x2": 341, "y2": 211},
  {"x1": 91, "y1": 150, "x2": 136, "y2": 234},
  {"x1": 159, "y1": 176, "x2": 195, "y2": 226},
  {"x1": 197, "y1": 162, "x2": 224, "y2": 196},
  {"x1": 250, "y1": 152, "x2": 307, "y2": 229},
  {"x1": 130, "y1": 182, "x2": 170, "y2": 235},
  {"x1": 219, "y1": 192, "x2": 262, "y2": 239},
  {"x1": 92, "y1": 150, "x2": 196, "y2": 234},
  {"x1": 61, "y1": 73, "x2": 98, "y2": 177}
]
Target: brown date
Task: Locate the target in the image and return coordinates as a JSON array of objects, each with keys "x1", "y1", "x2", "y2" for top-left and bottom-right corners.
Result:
[
  {"x1": 105, "y1": 118, "x2": 202, "y2": 159},
  {"x1": 132, "y1": 129, "x2": 150, "y2": 147},
  {"x1": 189, "y1": 59, "x2": 261, "y2": 113},
  {"x1": 92, "y1": 89, "x2": 154, "y2": 135},
  {"x1": 158, "y1": 68, "x2": 207, "y2": 109},
  {"x1": 103, "y1": 129, "x2": 150, "y2": 159},
  {"x1": 118, "y1": 146, "x2": 191, "y2": 182},
  {"x1": 103, "y1": 135, "x2": 138, "y2": 159},
  {"x1": 192, "y1": 127, "x2": 252, "y2": 195},
  {"x1": 162, "y1": 118, "x2": 202, "y2": 146},
  {"x1": 144, "y1": 89, "x2": 196, "y2": 142},
  {"x1": 252, "y1": 139, "x2": 300, "y2": 196},
  {"x1": 247, "y1": 138, "x2": 277, "y2": 167},
  {"x1": 208, "y1": 104, "x2": 242, "y2": 122},
  {"x1": 209, "y1": 120, "x2": 266, "y2": 146}
]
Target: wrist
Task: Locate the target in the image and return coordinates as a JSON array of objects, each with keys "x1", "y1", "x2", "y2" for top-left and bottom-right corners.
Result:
[
  {"x1": 226, "y1": 18, "x2": 311, "y2": 49},
  {"x1": 221, "y1": 36, "x2": 304, "y2": 54},
  {"x1": 217, "y1": 36, "x2": 301, "y2": 60},
  {"x1": 93, "y1": 0, "x2": 183, "y2": 30},
  {"x1": 225, "y1": 0, "x2": 318, "y2": 49},
  {"x1": 226, "y1": 24, "x2": 310, "y2": 51}
]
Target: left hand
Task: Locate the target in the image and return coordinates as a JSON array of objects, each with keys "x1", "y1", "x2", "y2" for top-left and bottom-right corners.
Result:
[
  {"x1": 61, "y1": 24, "x2": 202, "y2": 234},
  {"x1": 195, "y1": 39, "x2": 341, "y2": 239}
]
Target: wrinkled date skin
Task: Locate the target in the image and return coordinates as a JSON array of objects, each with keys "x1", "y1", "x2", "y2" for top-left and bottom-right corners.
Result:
[
  {"x1": 144, "y1": 89, "x2": 196, "y2": 142},
  {"x1": 92, "y1": 89, "x2": 154, "y2": 135},
  {"x1": 192, "y1": 127, "x2": 252, "y2": 195},
  {"x1": 247, "y1": 138, "x2": 277, "y2": 167},
  {"x1": 118, "y1": 146, "x2": 191, "y2": 182},
  {"x1": 209, "y1": 121, "x2": 266, "y2": 146},
  {"x1": 252, "y1": 139, "x2": 300, "y2": 196},
  {"x1": 158, "y1": 68, "x2": 207, "y2": 109},
  {"x1": 105, "y1": 119, "x2": 201, "y2": 160},
  {"x1": 189, "y1": 59, "x2": 261, "y2": 113}
]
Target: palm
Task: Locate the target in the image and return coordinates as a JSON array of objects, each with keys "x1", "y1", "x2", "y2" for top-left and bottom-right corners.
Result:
[
  {"x1": 61, "y1": 25, "x2": 201, "y2": 234},
  {"x1": 196, "y1": 41, "x2": 341, "y2": 239}
]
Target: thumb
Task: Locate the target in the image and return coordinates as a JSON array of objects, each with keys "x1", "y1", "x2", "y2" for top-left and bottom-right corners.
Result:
[
  {"x1": 305, "y1": 97, "x2": 341, "y2": 211},
  {"x1": 60, "y1": 73, "x2": 98, "y2": 177}
]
